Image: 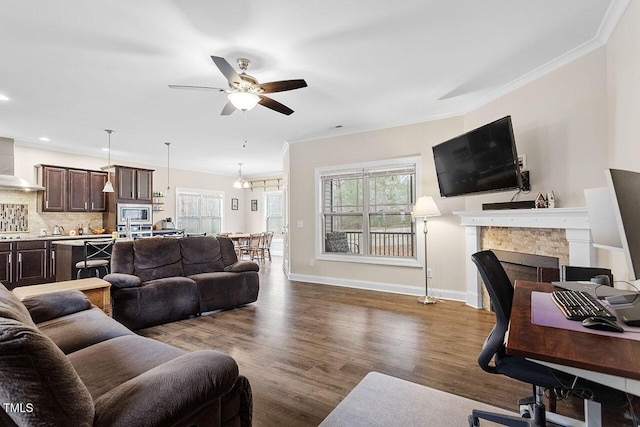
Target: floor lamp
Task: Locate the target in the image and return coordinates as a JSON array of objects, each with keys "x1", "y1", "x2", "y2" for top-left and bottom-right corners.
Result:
[{"x1": 412, "y1": 196, "x2": 441, "y2": 304}]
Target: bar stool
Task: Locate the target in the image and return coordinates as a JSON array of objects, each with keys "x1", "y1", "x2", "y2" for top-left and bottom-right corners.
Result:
[{"x1": 75, "y1": 239, "x2": 114, "y2": 279}]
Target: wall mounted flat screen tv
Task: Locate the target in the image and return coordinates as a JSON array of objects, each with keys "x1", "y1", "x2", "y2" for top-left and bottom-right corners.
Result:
[{"x1": 432, "y1": 116, "x2": 522, "y2": 197}]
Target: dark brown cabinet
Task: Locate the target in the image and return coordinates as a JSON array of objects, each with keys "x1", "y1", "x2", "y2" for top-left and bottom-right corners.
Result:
[
  {"x1": 37, "y1": 165, "x2": 108, "y2": 212},
  {"x1": 89, "y1": 171, "x2": 108, "y2": 211},
  {"x1": 116, "y1": 166, "x2": 153, "y2": 202},
  {"x1": 68, "y1": 169, "x2": 89, "y2": 211},
  {"x1": 39, "y1": 166, "x2": 66, "y2": 212},
  {"x1": 14, "y1": 241, "x2": 47, "y2": 287},
  {"x1": 0, "y1": 243, "x2": 13, "y2": 285}
]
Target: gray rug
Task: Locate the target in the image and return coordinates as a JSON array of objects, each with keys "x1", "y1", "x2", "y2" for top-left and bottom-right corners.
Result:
[{"x1": 319, "y1": 372, "x2": 517, "y2": 426}]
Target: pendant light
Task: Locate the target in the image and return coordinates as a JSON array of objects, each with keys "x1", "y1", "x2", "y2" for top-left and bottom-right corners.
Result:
[
  {"x1": 164, "y1": 142, "x2": 171, "y2": 196},
  {"x1": 102, "y1": 129, "x2": 115, "y2": 193},
  {"x1": 233, "y1": 163, "x2": 251, "y2": 189}
]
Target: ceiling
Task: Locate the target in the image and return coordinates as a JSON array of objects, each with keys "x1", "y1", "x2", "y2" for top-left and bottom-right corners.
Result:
[{"x1": 0, "y1": 0, "x2": 628, "y2": 178}]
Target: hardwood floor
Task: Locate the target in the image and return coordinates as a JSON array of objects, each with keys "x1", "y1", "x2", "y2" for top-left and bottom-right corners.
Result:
[{"x1": 138, "y1": 258, "x2": 634, "y2": 426}]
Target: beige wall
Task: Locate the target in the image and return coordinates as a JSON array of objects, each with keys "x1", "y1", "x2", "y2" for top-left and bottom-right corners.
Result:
[
  {"x1": 605, "y1": 0, "x2": 640, "y2": 280},
  {"x1": 463, "y1": 47, "x2": 609, "y2": 210},
  {"x1": 288, "y1": 117, "x2": 468, "y2": 297},
  {"x1": 287, "y1": 10, "x2": 634, "y2": 297}
]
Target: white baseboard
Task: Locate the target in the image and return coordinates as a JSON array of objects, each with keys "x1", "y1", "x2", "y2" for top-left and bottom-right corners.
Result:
[{"x1": 287, "y1": 272, "x2": 467, "y2": 303}]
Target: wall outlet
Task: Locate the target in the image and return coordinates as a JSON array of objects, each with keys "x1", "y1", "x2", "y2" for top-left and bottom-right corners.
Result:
[
  {"x1": 427, "y1": 268, "x2": 432, "y2": 278},
  {"x1": 297, "y1": 220, "x2": 304, "y2": 228},
  {"x1": 518, "y1": 154, "x2": 527, "y2": 170},
  {"x1": 309, "y1": 259, "x2": 315, "y2": 267}
]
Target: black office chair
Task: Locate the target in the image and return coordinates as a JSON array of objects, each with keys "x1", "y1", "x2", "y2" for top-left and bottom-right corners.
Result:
[
  {"x1": 75, "y1": 239, "x2": 114, "y2": 279},
  {"x1": 468, "y1": 250, "x2": 626, "y2": 427}
]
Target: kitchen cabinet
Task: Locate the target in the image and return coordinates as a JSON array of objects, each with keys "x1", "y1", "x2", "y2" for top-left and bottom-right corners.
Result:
[
  {"x1": 38, "y1": 165, "x2": 66, "y2": 212},
  {"x1": 89, "y1": 171, "x2": 108, "y2": 211},
  {"x1": 13, "y1": 241, "x2": 47, "y2": 287},
  {"x1": 0, "y1": 243, "x2": 13, "y2": 285},
  {"x1": 116, "y1": 166, "x2": 153, "y2": 202},
  {"x1": 37, "y1": 166, "x2": 108, "y2": 212},
  {"x1": 68, "y1": 169, "x2": 89, "y2": 211}
]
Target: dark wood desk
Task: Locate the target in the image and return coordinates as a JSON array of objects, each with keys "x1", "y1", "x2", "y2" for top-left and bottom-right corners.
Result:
[{"x1": 508, "y1": 280, "x2": 640, "y2": 391}]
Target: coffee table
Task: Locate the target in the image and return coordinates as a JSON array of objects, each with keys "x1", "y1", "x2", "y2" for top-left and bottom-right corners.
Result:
[{"x1": 12, "y1": 277, "x2": 111, "y2": 314}]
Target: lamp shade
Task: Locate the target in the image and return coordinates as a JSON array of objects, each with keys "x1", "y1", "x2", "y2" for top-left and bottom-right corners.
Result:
[
  {"x1": 228, "y1": 92, "x2": 260, "y2": 111},
  {"x1": 412, "y1": 196, "x2": 441, "y2": 218}
]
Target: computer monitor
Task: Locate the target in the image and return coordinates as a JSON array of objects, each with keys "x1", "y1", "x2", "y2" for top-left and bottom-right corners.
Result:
[{"x1": 603, "y1": 169, "x2": 640, "y2": 281}]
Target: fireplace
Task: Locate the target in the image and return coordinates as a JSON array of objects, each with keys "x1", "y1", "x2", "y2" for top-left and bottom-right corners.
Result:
[
  {"x1": 455, "y1": 208, "x2": 594, "y2": 309},
  {"x1": 493, "y1": 249, "x2": 559, "y2": 284}
]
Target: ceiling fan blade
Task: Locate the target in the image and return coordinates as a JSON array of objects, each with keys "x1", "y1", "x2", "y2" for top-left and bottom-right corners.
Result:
[
  {"x1": 221, "y1": 101, "x2": 236, "y2": 115},
  {"x1": 211, "y1": 56, "x2": 242, "y2": 86},
  {"x1": 258, "y1": 96, "x2": 294, "y2": 115},
  {"x1": 168, "y1": 84, "x2": 226, "y2": 92},
  {"x1": 258, "y1": 79, "x2": 308, "y2": 94}
]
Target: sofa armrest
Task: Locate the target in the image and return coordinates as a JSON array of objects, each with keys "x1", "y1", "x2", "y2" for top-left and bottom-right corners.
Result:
[
  {"x1": 224, "y1": 261, "x2": 260, "y2": 273},
  {"x1": 104, "y1": 273, "x2": 142, "y2": 289},
  {"x1": 23, "y1": 290, "x2": 92, "y2": 324},
  {"x1": 93, "y1": 350, "x2": 239, "y2": 427}
]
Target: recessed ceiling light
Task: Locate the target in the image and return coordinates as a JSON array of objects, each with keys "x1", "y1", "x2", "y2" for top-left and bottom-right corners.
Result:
[
  {"x1": 101, "y1": 147, "x2": 109, "y2": 152},
  {"x1": 39, "y1": 137, "x2": 50, "y2": 142},
  {"x1": 0, "y1": 95, "x2": 9, "y2": 101}
]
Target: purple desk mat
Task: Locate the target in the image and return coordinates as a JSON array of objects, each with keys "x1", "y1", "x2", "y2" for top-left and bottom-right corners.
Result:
[{"x1": 530, "y1": 291, "x2": 640, "y2": 340}]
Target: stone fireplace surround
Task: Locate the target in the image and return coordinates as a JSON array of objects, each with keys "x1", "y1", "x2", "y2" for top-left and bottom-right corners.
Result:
[{"x1": 455, "y1": 208, "x2": 593, "y2": 309}]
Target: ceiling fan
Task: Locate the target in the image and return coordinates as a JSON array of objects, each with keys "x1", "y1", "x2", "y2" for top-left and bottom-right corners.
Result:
[{"x1": 169, "y1": 56, "x2": 307, "y2": 116}]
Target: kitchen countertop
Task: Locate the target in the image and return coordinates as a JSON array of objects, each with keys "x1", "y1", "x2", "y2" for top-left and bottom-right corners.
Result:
[
  {"x1": 52, "y1": 237, "x2": 116, "y2": 246},
  {"x1": 0, "y1": 233, "x2": 113, "y2": 242}
]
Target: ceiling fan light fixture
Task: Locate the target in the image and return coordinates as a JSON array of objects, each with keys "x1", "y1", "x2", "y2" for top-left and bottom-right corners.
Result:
[{"x1": 228, "y1": 92, "x2": 260, "y2": 111}]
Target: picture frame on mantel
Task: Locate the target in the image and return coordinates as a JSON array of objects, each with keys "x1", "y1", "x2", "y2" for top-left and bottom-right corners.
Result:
[
  {"x1": 251, "y1": 199, "x2": 258, "y2": 211},
  {"x1": 231, "y1": 198, "x2": 239, "y2": 211}
]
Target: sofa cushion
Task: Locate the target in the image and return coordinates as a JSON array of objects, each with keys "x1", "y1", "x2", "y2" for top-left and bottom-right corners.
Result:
[
  {"x1": 133, "y1": 238, "x2": 183, "y2": 282},
  {"x1": 190, "y1": 272, "x2": 259, "y2": 313},
  {"x1": 224, "y1": 261, "x2": 260, "y2": 273},
  {"x1": 23, "y1": 289, "x2": 92, "y2": 324},
  {"x1": 38, "y1": 307, "x2": 134, "y2": 354},
  {"x1": 110, "y1": 240, "x2": 135, "y2": 274},
  {"x1": 218, "y1": 236, "x2": 239, "y2": 267},
  {"x1": 68, "y1": 334, "x2": 186, "y2": 400},
  {"x1": 0, "y1": 318, "x2": 94, "y2": 426},
  {"x1": 0, "y1": 283, "x2": 35, "y2": 328},
  {"x1": 111, "y1": 276, "x2": 199, "y2": 330},
  {"x1": 180, "y1": 236, "x2": 226, "y2": 275}
]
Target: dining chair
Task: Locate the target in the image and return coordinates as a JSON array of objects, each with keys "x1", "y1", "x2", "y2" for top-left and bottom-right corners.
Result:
[
  {"x1": 248, "y1": 233, "x2": 264, "y2": 262},
  {"x1": 260, "y1": 231, "x2": 274, "y2": 261},
  {"x1": 75, "y1": 239, "x2": 115, "y2": 279}
]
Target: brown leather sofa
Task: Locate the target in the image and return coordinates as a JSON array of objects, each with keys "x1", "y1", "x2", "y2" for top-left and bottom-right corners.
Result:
[
  {"x1": 105, "y1": 236, "x2": 259, "y2": 330},
  {"x1": 0, "y1": 283, "x2": 252, "y2": 427}
]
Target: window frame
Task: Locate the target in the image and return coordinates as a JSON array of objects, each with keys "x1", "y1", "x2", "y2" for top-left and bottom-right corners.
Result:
[
  {"x1": 264, "y1": 190, "x2": 284, "y2": 236},
  {"x1": 315, "y1": 156, "x2": 422, "y2": 267},
  {"x1": 175, "y1": 187, "x2": 224, "y2": 235}
]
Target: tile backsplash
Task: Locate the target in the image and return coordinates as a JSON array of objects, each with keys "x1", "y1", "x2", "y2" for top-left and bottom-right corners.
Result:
[
  {"x1": 0, "y1": 190, "x2": 104, "y2": 237},
  {"x1": 0, "y1": 204, "x2": 29, "y2": 232}
]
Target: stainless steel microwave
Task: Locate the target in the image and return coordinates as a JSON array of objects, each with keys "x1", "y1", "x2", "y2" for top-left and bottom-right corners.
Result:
[{"x1": 117, "y1": 203, "x2": 152, "y2": 225}]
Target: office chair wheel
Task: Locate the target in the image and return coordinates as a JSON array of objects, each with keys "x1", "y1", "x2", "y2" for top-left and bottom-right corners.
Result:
[{"x1": 468, "y1": 415, "x2": 480, "y2": 427}]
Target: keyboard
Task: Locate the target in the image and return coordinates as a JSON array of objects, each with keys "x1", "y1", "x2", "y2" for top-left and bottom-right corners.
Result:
[{"x1": 551, "y1": 290, "x2": 617, "y2": 321}]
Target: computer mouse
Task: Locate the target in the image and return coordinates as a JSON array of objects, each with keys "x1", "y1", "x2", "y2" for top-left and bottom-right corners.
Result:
[{"x1": 582, "y1": 317, "x2": 624, "y2": 333}]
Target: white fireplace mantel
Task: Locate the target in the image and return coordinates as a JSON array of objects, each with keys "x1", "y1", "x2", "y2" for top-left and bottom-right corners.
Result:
[{"x1": 455, "y1": 208, "x2": 594, "y2": 309}]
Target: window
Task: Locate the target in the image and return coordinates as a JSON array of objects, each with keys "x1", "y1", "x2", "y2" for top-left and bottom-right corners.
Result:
[
  {"x1": 176, "y1": 189, "x2": 223, "y2": 235},
  {"x1": 265, "y1": 192, "x2": 283, "y2": 235},
  {"x1": 318, "y1": 157, "x2": 419, "y2": 262}
]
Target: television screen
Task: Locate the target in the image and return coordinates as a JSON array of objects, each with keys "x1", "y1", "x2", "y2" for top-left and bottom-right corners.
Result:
[{"x1": 432, "y1": 116, "x2": 522, "y2": 197}]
